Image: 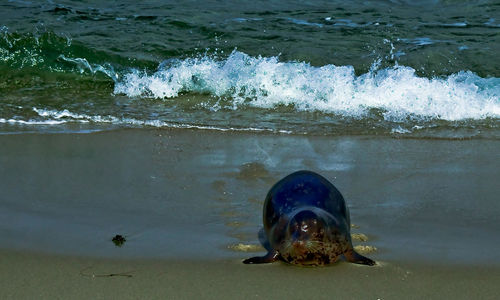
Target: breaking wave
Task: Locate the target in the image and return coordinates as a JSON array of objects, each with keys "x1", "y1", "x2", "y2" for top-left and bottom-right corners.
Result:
[{"x1": 114, "y1": 50, "x2": 500, "y2": 122}]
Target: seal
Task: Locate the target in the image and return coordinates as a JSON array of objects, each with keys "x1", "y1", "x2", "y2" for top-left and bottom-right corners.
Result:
[{"x1": 243, "y1": 170, "x2": 376, "y2": 266}]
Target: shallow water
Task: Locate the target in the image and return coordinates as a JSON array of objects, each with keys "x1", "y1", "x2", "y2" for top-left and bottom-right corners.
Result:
[
  {"x1": 1, "y1": 0, "x2": 499, "y2": 137},
  {"x1": 1, "y1": 130, "x2": 499, "y2": 265}
]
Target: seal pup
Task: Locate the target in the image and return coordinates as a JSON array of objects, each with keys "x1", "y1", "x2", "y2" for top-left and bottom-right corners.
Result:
[{"x1": 243, "y1": 170, "x2": 375, "y2": 266}]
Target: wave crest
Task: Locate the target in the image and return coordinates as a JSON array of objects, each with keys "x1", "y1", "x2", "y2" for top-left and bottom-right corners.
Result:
[{"x1": 114, "y1": 50, "x2": 500, "y2": 122}]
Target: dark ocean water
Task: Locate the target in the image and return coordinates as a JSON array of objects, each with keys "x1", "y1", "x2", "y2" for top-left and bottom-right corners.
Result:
[{"x1": 1, "y1": 0, "x2": 499, "y2": 137}]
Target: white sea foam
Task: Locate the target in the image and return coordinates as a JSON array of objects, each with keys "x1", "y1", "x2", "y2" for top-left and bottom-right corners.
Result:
[
  {"x1": 391, "y1": 126, "x2": 412, "y2": 134},
  {"x1": 113, "y1": 50, "x2": 500, "y2": 122},
  {"x1": 28, "y1": 108, "x2": 290, "y2": 133},
  {"x1": 287, "y1": 18, "x2": 324, "y2": 28},
  {"x1": 0, "y1": 118, "x2": 65, "y2": 125},
  {"x1": 58, "y1": 55, "x2": 118, "y2": 80}
]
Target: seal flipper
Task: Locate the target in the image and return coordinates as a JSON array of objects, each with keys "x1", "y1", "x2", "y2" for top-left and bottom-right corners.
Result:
[
  {"x1": 243, "y1": 250, "x2": 279, "y2": 264},
  {"x1": 344, "y1": 248, "x2": 376, "y2": 266},
  {"x1": 243, "y1": 228, "x2": 278, "y2": 264}
]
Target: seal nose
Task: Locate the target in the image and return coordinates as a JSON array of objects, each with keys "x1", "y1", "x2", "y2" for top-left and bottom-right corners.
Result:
[
  {"x1": 293, "y1": 240, "x2": 305, "y2": 247},
  {"x1": 292, "y1": 240, "x2": 307, "y2": 255}
]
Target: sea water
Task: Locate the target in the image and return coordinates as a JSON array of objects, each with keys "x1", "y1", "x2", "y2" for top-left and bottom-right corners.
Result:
[{"x1": 1, "y1": 0, "x2": 499, "y2": 138}]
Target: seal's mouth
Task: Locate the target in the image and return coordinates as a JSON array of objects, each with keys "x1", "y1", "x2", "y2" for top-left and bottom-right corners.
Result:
[{"x1": 279, "y1": 240, "x2": 340, "y2": 266}]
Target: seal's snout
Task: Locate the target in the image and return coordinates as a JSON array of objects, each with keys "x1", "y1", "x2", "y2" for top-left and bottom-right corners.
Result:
[
  {"x1": 292, "y1": 240, "x2": 307, "y2": 249},
  {"x1": 290, "y1": 240, "x2": 309, "y2": 257}
]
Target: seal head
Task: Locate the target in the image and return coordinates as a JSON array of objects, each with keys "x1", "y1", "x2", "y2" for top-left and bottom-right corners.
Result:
[{"x1": 278, "y1": 209, "x2": 348, "y2": 266}]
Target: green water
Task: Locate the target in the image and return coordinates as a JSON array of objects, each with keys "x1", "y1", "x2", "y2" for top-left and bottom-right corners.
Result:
[{"x1": 1, "y1": 0, "x2": 499, "y2": 137}]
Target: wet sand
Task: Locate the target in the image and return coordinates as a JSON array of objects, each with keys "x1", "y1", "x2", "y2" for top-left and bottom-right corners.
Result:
[{"x1": 1, "y1": 129, "x2": 500, "y2": 298}]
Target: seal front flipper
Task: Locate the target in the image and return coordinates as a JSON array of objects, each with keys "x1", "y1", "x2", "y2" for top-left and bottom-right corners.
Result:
[
  {"x1": 243, "y1": 250, "x2": 279, "y2": 264},
  {"x1": 344, "y1": 249, "x2": 376, "y2": 266}
]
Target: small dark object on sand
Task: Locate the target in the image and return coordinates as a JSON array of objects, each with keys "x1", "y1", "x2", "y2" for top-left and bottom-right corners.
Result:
[{"x1": 112, "y1": 234, "x2": 126, "y2": 247}]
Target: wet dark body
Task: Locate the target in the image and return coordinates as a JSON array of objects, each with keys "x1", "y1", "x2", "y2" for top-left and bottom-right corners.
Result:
[{"x1": 243, "y1": 170, "x2": 375, "y2": 266}]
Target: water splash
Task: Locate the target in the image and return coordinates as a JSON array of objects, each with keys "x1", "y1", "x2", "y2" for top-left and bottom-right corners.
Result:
[{"x1": 114, "y1": 50, "x2": 500, "y2": 122}]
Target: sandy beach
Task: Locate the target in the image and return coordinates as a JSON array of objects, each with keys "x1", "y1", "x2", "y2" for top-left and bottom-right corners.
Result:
[
  {"x1": 2, "y1": 249, "x2": 500, "y2": 299},
  {"x1": 1, "y1": 129, "x2": 500, "y2": 299}
]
